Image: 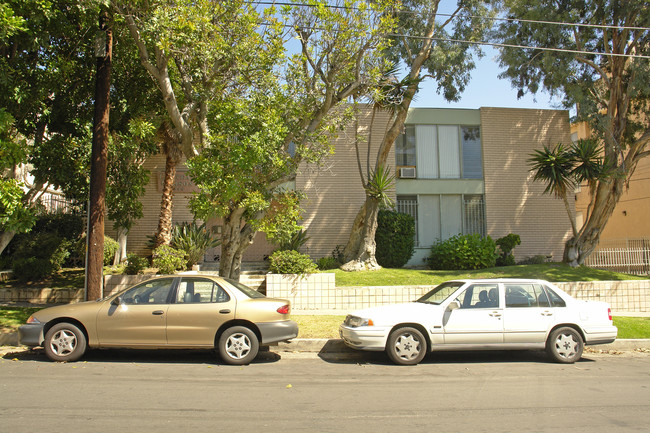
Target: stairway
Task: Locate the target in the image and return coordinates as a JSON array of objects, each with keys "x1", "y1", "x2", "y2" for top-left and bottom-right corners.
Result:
[{"x1": 198, "y1": 261, "x2": 268, "y2": 292}]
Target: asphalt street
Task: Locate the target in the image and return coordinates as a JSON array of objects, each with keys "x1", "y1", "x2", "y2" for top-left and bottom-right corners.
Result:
[{"x1": 1, "y1": 347, "x2": 649, "y2": 432}]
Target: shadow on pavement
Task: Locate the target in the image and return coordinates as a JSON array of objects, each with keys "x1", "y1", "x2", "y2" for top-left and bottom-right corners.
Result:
[
  {"x1": 317, "y1": 342, "x2": 597, "y2": 366},
  {"x1": 1, "y1": 346, "x2": 282, "y2": 365}
]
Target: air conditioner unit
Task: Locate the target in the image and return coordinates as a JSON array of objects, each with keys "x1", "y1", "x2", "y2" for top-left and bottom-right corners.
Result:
[{"x1": 398, "y1": 166, "x2": 416, "y2": 179}]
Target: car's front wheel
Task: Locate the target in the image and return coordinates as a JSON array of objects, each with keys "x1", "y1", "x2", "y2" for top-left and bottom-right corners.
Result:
[
  {"x1": 218, "y1": 326, "x2": 259, "y2": 365},
  {"x1": 546, "y1": 326, "x2": 583, "y2": 363},
  {"x1": 386, "y1": 326, "x2": 427, "y2": 365},
  {"x1": 43, "y1": 322, "x2": 87, "y2": 362}
]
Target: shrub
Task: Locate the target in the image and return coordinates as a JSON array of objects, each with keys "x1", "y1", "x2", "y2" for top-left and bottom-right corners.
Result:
[
  {"x1": 11, "y1": 232, "x2": 70, "y2": 280},
  {"x1": 496, "y1": 233, "x2": 521, "y2": 266},
  {"x1": 277, "y1": 229, "x2": 310, "y2": 253},
  {"x1": 517, "y1": 255, "x2": 548, "y2": 265},
  {"x1": 375, "y1": 210, "x2": 415, "y2": 268},
  {"x1": 316, "y1": 256, "x2": 339, "y2": 271},
  {"x1": 268, "y1": 250, "x2": 317, "y2": 274},
  {"x1": 428, "y1": 234, "x2": 498, "y2": 270},
  {"x1": 29, "y1": 213, "x2": 84, "y2": 240},
  {"x1": 171, "y1": 222, "x2": 220, "y2": 269},
  {"x1": 72, "y1": 234, "x2": 121, "y2": 266},
  {"x1": 124, "y1": 254, "x2": 148, "y2": 275},
  {"x1": 152, "y1": 245, "x2": 186, "y2": 274}
]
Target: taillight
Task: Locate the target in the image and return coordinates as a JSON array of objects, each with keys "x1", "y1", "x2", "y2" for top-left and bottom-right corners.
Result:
[
  {"x1": 277, "y1": 305, "x2": 290, "y2": 315},
  {"x1": 608, "y1": 308, "x2": 612, "y2": 321}
]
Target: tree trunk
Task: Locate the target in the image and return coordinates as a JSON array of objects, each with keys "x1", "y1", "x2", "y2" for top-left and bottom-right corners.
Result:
[
  {"x1": 564, "y1": 175, "x2": 626, "y2": 266},
  {"x1": 218, "y1": 207, "x2": 258, "y2": 281},
  {"x1": 113, "y1": 227, "x2": 128, "y2": 265},
  {"x1": 341, "y1": 196, "x2": 381, "y2": 271},
  {"x1": 0, "y1": 231, "x2": 16, "y2": 257},
  {"x1": 153, "y1": 151, "x2": 178, "y2": 249}
]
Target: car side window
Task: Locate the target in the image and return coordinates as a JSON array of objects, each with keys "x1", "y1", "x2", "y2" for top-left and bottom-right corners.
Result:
[
  {"x1": 122, "y1": 278, "x2": 174, "y2": 305},
  {"x1": 544, "y1": 286, "x2": 566, "y2": 307},
  {"x1": 176, "y1": 278, "x2": 230, "y2": 303},
  {"x1": 454, "y1": 284, "x2": 499, "y2": 308},
  {"x1": 505, "y1": 284, "x2": 550, "y2": 308}
]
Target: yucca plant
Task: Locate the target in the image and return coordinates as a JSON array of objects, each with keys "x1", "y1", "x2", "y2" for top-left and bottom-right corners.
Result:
[{"x1": 171, "y1": 222, "x2": 220, "y2": 269}]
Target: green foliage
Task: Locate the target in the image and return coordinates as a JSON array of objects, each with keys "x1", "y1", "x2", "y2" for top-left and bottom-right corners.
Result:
[
  {"x1": 171, "y1": 221, "x2": 220, "y2": 269},
  {"x1": 316, "y1": 256, "x2": 340, "y2": 271},
  {"x1": 428, "y1": 234, "x2": 498, "y2": 270},
  {"x1": 71, "y1": 234, "x2": 122, "y2": 267},
  {"x1": 375, "y1": 210, "x2": 415, "y2": 268},
  {"x1": 0, "y1": 179, "x2": 35, "y2": 234},
  {"x1": 496, "y1": 233, "x2": 521, "y2": 267},
  {"x1": 124, "y1": 254, "x2": 148, "y2": 275},
  {"x1": 277, "y1": 229, "x2": 310, "y2": 253},
  {"x1": 152, "y1": 245, "x2": 186, "y2": 275},
  {"x1": 103, "y1": 236, "x2": 119, "y2": 266},
  {"x1": 268, "y1": 250, "x2": 317, "y2": 275},
  {"x1": 517, "y1": 255, "x2": 548, "y2": 265},
  {"x1": 30, "y1": 213, "x2": 84, "y2": 240},
  {"x1": 11, "y1": 233, "x2": 70, "y2": 280},
  {"x1": 366, "y1": 166, "x2": 395, "y2": 209}
]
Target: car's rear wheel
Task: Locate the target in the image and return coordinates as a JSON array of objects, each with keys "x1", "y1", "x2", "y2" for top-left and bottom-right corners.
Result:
[
  {"x1": 386, "y1": 326, "x2": 427, "y2": 365},
  {"x1": 43, "y1": 322, "x2": 87, "y2": 362},
  {"x1": 546, "y1": 326, "x2": 583, "y2": 363},
  {"x1": 218, "y1": 326, "x2": 259, "y2": 365}
]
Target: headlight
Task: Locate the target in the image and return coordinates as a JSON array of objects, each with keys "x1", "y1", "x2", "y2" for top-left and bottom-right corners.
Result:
[
  {"x1": 344, "y1": 315, "x2": 374, "y2": 327},
  {"x1": 26, "y1": 316, "x2": 41, "y2": 324}
]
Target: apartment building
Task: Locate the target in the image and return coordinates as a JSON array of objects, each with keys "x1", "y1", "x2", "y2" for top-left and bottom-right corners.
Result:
[{"x1": 112, "y1": 106, "x2": 574, "y2": 268}]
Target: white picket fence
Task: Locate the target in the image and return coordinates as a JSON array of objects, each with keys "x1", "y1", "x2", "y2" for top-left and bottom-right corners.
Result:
[{"x1": 583, "y1": 239, "x2": 650, "y2": 275}]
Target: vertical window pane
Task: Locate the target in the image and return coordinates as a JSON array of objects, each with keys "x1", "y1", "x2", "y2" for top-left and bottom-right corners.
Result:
[
  {"x1": 461, "y1": 126, "x2": 483, "y2": 179},
  {"x1": 396, "y1": 125, "x2": 416, "y2": 166},
  {"x1": 438, "y1": 126, "x2": 460, "y2": 178},
  {"x1": 463, "y1": 195, "x2": 485, "y2": 237},
  {"x1": 416, "y1": 125, "x2": 438, "y2": 178},
  {"x1": 440, "y1": 195, "x2": 462, "y2": 239}
]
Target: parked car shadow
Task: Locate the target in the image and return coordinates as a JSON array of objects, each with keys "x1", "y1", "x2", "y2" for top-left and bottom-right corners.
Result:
[
  {"x1": 316, "y1": 340, "x2": 597, "y2": 365},
  {"x1": 2, "y1": 346, "x2": 282, "y2": 365}
]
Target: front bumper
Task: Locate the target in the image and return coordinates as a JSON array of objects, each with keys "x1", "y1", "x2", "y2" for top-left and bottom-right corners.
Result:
[
  {"x1": 339, "y1": 325, "x2": 388, "y2": 351},
  {"x1": 18, "y1": 323, "x2": 45, "y2": 347},
  {"x1": 257, "y1": 320, "x2": 299, "y2": 344}
]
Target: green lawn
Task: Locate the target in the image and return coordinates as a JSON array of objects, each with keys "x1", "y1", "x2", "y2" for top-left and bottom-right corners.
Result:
[
  {"x1": 329, "y1": 263, "x2": 646, "y2": 287},
  {"x1": 614, "y1": 317, "x2": 650, "y2": 339}
]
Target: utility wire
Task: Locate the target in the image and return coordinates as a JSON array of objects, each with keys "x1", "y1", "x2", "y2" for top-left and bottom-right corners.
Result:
[{"x1": 254, "y1": 0, "x2": 650, "y2": 32}]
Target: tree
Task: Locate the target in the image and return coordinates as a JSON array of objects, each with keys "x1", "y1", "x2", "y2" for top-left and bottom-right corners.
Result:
[
  {"x1": 188, "y1": 0, "x2": 397, "y2": 280},
  {"x1": 342, "y1": 0, "x2": 494, "y2": 271},
  {"x1": 494, "y1": 0, "x2": 650, "y2": 265}
]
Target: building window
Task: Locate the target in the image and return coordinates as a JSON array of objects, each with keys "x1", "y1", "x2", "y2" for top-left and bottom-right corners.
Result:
[
  {"x1": 396, "y1": 125, "x2": 416, "y2": 167},
  {"x1": 461, "y1": 126, "x2": 483, "y2": 179},
  {"x1": 397, "y1": 195, "x2": 418, "y2": 246},
  {"x1": 397, "y1": 124, "x2": 482, "y2": 179},
  {"x1": 463, "y1": 195, "x2": 485, "y2": 237}
]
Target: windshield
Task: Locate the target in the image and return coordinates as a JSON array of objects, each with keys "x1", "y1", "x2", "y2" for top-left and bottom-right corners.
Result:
[
  {"x1": 224, "y1": 278, "x2": 266, "y2": 299},
  {"x1": 416, "y1": 281, "x2": 465, "y2": 305}
]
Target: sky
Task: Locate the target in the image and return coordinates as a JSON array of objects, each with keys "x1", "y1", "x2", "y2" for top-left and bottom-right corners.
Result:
[
  {"x1": 412, "y1": 0, "x2": 567, "y2": 112},
  {"x1": 411, "y1": 46, "x2": 565, "y2": 111}
]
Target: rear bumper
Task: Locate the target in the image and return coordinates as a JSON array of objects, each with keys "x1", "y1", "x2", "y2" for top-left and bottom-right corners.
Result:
[
  {"x1": 584, "y1": 325, "x2": 618, "y2": 346},
  {"x1": 257, "y1": 320, "x2": 299, "y2": 344},
  {"x1": 18, "y1": 323, "x2": 44, "y2": 347}
]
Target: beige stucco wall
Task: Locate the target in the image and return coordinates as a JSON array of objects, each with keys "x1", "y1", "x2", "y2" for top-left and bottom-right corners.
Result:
[
  {"x1": 480, "y1": 107, "x2": 574, "y2": 261},
  {"x1": 297, "y1": 107, "x2": 395, "y2": 259}
]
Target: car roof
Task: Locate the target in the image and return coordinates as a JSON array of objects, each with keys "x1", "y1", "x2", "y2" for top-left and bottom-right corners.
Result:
[{"x1": 447, "y1": 278, "x2": 552, "y2": 284}]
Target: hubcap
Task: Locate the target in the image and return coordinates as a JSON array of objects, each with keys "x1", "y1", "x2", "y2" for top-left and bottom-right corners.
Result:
[
  {"x1": 555, "y1": 333, "x2": 579, "y2": 359},
  {"x1": 50, "y1": 329, "x2": 77, "y2": 356},
  {"x1": 225, "y1": 333, "x2": 251, "y2": 360},
  {"x1": 394, "y1": 333, "x2": 421, "y2": 360}
]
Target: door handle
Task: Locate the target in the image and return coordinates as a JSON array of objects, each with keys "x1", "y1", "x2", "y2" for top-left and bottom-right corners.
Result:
[
  {"x1": 489, "y1": 311, "x2": 501, "y2": 318},
  {"x1": 541, "y1": 310, "x2": 553, "y2": 316},
  {"x1": 152, "y1": 310, "x2": 164, "y2": 315},
  {"x1": 219, "y1": 309, "x2": 231, "y2": 314}
]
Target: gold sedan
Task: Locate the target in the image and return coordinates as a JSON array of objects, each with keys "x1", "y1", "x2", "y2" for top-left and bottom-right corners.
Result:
[{"x1": 19, "y1": 275, "x2": 298, "y2": 365}]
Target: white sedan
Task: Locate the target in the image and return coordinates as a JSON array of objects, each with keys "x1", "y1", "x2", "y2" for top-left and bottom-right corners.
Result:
[{"x1": 339, "y1": 279, "x2": 617, "y2": 365}]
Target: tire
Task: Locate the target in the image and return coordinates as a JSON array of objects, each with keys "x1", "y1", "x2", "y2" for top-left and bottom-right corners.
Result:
[
  {"x1": 546, "y1": 326, "x2": 583, "y2": 363},
  {"x1": 43, "y1": 322, "x2": 87, "y2": 362},
  {"x1": 386, "y1": 326, "x2": 427, "y2": 366},
  {"x1": 218, "y1": 326, "x2": 259, "y2": 365}
]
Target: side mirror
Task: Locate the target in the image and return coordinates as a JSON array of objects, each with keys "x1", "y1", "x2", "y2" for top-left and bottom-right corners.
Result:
[
  {"x1": 447, "y1": 300, "x2": 461, "y2": 311},
  {"x1": 111, "y1": 296, "x2": 123, "y2": 306}
]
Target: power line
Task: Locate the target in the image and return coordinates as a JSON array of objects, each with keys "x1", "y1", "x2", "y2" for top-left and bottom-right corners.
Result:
[{"x1": 254, "y1": 1, "x2": 650, "y2": 32}]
